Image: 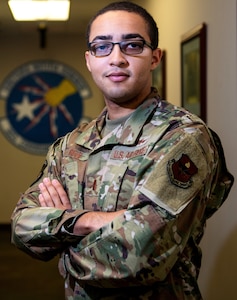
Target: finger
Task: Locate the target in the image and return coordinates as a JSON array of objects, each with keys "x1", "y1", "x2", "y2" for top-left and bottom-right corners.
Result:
[
  {"x1": 42, "y1": 177, "x2": 61, "y2": 200},
  {"x1": 51, "y1": 179, "x2": 72, "y2": 209},
  {"x1": 38, "y1": 179, "x2": 56, "y2": 207},
  {"x1": 38, "y1": 193, "x2": 47, "y2": 207},
  {"x1": 41, "y1": 178, "x2": 71, "y2": 210}
]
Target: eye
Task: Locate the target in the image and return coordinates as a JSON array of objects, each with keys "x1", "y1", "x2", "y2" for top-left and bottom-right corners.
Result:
[
  {"x1": 125, "y1": 41, "x2": 143, "y2": 51},
  {"x1": 93, "y1": 43, "x2": 112, "y2": 54}
]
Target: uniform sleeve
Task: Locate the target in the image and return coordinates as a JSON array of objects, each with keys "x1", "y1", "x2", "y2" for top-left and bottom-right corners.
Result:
[
  {"x1": 11, "y1": 133, "x2": 88, "y2": 261},
  {"x1": 64, "y1": 124, "x2": 218, "y2": 286}
]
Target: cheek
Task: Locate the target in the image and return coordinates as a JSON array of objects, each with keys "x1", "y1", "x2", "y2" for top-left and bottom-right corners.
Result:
[
  {"x1": 87, "y1": 58, "x2": 103, "y2": 76},
  {"x1": 86, "y1": 53, "x2": 105, "y2": 74},
  {"x1": 132, "y1": 57, "x2": 154, "y2": 74},
  {"x1": 90, "y1": 66, "x2": 105, "y2": 89},
  {"x1": 134, "y1": 63, "x2": 152, "y2": 80}
]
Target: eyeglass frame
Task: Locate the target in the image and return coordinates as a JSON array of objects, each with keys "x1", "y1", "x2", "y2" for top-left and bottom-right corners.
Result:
[{"x1": 88, "y1": 39, "x2": 155, "y2": 57}]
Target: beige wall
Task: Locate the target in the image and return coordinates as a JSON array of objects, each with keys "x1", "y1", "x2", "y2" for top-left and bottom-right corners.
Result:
[
  {"x1": 0, "y1": 1, "x2": 236, "y2": 299},
  {"x1": 0, "y1": 34, "x2": 104, "y2": 223},
  {"x1": 147, "y1": 0, "x2": 237, "y2": 299}
]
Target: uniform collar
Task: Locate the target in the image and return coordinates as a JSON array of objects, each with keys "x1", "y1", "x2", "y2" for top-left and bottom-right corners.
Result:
[{"x1": 76, "y1": 88, "x2": 160, "y2": 150}]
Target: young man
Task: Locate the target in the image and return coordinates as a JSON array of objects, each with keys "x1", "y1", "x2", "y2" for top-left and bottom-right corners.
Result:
[{"x1": 11, "y1": 2, "x2": 233, "y2": 299}]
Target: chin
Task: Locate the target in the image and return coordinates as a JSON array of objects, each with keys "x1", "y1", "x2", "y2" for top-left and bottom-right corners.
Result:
[{"x1": 105, "y1": 90, "x2": 129, "y2": 102}]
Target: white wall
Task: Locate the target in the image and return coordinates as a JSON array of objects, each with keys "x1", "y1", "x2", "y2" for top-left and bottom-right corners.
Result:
[{"x1": 146, "y1": 0, "x2": 237, "y2": 299}]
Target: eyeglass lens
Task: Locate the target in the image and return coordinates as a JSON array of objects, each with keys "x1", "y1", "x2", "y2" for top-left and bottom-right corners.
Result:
[{"x1": 89, "y1": 40, "x2": 147, "y2": 57}]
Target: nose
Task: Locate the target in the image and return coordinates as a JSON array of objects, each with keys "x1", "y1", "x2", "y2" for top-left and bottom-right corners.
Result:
[{"x1": 109, "y1": 44, "x2": 127, "y2": 66}]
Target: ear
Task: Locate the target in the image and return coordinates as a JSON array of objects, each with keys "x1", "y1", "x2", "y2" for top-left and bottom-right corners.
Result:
[
  {"x1": 151, "y1": 48, "x2": 162, "y2": 71},
  {"x1": 85, "y1": 51, "x2": 92, "y2": 72}
]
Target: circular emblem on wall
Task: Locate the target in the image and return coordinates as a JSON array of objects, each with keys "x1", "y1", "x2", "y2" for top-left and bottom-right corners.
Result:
[{"x1": 0, "y1": 60, "x2": 92, "y2": 155}]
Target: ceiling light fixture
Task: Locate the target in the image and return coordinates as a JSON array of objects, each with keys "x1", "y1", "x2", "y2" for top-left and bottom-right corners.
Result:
[{"x1": 8, "y1": 0, "x2": 70, "y2": 21}]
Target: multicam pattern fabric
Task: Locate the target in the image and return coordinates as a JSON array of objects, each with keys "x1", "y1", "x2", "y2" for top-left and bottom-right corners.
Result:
[{"x1": 11, "y1": 89, "x2": 233, "y2": 299}]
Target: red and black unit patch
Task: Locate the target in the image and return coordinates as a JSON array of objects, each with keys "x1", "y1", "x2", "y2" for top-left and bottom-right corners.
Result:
[{"x1": 167, "y1": 154, "x2": 198, "y2": 189}]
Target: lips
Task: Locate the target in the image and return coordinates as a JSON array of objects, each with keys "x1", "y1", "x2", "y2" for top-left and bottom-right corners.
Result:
[{"x1": 106, "y1": 72, "x2": 129, "y2": 82}]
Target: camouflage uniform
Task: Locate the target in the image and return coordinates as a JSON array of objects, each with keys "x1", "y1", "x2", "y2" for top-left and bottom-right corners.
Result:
[{"x1": 11, "y1": 89, "x2": 233, "y2": 299}]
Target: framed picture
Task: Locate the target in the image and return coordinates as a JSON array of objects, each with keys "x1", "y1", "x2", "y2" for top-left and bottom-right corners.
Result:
[
  {"x1": 181, "y1": 23, "x2": 207, "y2": 121},
  {"x1": 152, "y1": 50, "x2": 166, "y2": 99}
]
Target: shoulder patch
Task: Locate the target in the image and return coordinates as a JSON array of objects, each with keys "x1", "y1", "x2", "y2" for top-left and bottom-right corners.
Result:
[{"x1": 167, "y1": 154, "x2": 198, "y2": 188}]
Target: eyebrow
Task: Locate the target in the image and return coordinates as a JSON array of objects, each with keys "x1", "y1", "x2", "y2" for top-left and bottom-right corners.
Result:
[{"x1": 90, "y1": 33, "x2": 145, "y2": 43}]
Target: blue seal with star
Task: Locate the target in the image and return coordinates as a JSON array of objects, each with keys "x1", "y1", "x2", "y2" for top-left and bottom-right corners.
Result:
[{"x1": 0, "y1": 60, "x2": 92, "y2": 155}]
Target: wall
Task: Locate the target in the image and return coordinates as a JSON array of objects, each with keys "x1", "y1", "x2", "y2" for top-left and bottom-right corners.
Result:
[
  {"x1": 0, "y1": 34, "x2": 104, "y2": 223},
  {"x1": 0, "y1": 1, "x2": 236, "y2": 299},
  {"x1": 146, "y1": 0, "x2": 237, "y2": 299}
]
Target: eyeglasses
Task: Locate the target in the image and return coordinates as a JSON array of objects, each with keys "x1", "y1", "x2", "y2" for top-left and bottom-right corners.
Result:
[{"x1": 88, "y1": 39, "x2": 154, "y2": 57}]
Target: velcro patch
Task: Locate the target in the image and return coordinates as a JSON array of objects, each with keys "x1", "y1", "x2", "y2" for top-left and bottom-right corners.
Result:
[
  {"x1": 167, "y1": 154, "x2": 198, "y2": 188},
  {"x1": 139, "y1": 131, "x2": 208, "y2": 215}
]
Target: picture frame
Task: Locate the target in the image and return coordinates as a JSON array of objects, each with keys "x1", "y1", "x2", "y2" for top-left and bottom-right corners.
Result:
[
  {"x1": 152, "y1": 50, "x2": 166, "y2": 99},
  {"x1": 181, "y1": 23, "x2": 207, "y2": 121}
]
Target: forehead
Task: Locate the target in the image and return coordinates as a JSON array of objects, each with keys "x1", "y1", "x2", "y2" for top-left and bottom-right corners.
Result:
[{"x1": 89, "y1": 10, "x2": 149, "y2": 41}]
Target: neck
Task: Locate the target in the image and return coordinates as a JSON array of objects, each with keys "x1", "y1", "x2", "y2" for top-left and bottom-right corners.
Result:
[{"x1": 104, "y1": 91, "x2": 151, "y2": 120}]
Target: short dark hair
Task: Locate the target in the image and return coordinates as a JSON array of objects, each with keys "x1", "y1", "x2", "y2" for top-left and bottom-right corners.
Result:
[{"x1": 86, "y1": 1, "x2": 159, "y2": 49}]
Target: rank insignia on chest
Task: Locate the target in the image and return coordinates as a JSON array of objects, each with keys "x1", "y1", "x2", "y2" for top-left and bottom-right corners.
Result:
[{"x1": 167, "y1": 154, "x2": 198, "y2": 188}]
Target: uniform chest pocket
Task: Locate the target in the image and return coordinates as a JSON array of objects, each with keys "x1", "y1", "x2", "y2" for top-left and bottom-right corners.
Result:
[{"x1": 97, "y1": 162, "x2": 138, "y2": 211}]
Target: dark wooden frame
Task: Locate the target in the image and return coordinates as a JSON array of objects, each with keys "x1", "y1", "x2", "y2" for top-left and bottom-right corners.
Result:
[
  {"x1": 152, "y1": 50, "x2": 166, "y2": 99},
  {"x1": 181, "y1": 23, "x2": 207, "y2": 121}
]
